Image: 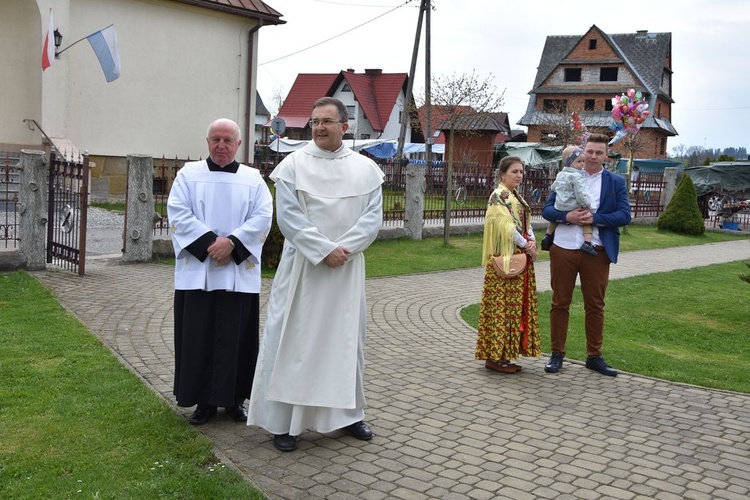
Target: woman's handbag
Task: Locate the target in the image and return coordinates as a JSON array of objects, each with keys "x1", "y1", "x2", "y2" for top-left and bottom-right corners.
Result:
[{"x1": 492, "y1": 253, "x2": 527, "y2": 278}]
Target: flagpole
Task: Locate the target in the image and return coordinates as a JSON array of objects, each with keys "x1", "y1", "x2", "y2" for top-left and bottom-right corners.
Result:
[
  {"x1": 56, "y1": 36, "x2": 88, "y2": 56},
  {"x1": 57, "y1": 25, "x2": 115, "y2": 56}
]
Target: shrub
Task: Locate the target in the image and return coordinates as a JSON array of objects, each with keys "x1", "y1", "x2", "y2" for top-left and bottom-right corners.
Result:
[{"x1": 657, "y1": 174, "x2": 705, "y2": 235}]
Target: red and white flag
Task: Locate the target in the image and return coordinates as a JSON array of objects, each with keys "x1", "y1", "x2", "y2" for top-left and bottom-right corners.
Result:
[{"x1": 42, "y1": 10, "x2": 54, "y2": 71}]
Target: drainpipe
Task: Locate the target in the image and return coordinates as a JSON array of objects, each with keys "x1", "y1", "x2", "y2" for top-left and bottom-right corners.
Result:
[{"x1": 244, "y1": 22, "x2": 263, "y2": 163}]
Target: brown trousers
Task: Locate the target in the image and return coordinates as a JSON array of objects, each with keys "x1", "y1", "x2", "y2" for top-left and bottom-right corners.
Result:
[{"x1": 549, "y1": 245, "x2": 611, "y2": 357}]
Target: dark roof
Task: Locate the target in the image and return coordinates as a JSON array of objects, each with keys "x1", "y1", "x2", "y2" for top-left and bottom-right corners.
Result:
[
  {"x1": 276, "y1": 70, "x2": 408, "y2": 131},
  {"x1": 521, "y1": 25, "x2": 676, "y2": 135},
  {"x1": 170, "y1": 0, "x2": 285, "y2": 24}
]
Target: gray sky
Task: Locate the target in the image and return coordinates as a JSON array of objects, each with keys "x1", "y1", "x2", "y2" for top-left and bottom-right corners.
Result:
[{"x1": 258, "y1": 0, "x2": 750, "y2": 153}]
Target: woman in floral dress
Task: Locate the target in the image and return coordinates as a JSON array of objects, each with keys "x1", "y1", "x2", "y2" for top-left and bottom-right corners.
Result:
[{"x1": 476, "y1": 156, "x2": 541, "y2": 373}]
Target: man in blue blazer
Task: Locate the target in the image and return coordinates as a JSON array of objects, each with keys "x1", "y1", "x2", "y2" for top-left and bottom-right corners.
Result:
[{"x1": 542, "y1": 134, "x2": 631, "y2": 376}]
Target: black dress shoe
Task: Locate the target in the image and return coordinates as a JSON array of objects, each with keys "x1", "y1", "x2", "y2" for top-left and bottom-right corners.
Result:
[
  {"x1": 188, "y1": 404, "x2": 217, "y2": 425},
  {"x1": 226, "y1": 404, "x2": 248, "y2": 422},
  {"x1": 586, "y1": 355, "x2": 618, "y2": 377},
  {"x1": 544, "y1": 352, "x2": 563, "y2": 373},
  {"x1": 273, "y1": 433, "x2": 297, "y2": 452},
  {"x1": 345, "y1": 421, "x2": 373, "y2": 440}
]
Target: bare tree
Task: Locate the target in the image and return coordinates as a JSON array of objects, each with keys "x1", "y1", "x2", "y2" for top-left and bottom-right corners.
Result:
[
  {"x1": 535, "y1": 102, "x2": 582, "y2": 147},
  {"x1": 670, "y1": 143, "x2": 687, "y2": 159},
  {"x1": 416, "y1": 70, "x2": 505, "y2": 244},
  {"x1": 621, "y1": 131, "x2": 646, "y2": 176},
  {"x1": 269, "y1": 86, "x2": 285, "y2": 117}
]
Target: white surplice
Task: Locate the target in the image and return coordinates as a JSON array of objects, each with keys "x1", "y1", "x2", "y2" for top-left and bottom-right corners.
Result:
[
  {"x1": 248, "y1": 142, "x2": 384, "y2": 436},
  {"x1": 168, "y1": 160, "x2": 273, "y2": 293}
]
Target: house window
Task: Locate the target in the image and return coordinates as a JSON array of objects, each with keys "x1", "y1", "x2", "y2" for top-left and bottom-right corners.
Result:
[
  {"x1": 564, "y1": 68, "x2": 582, "y2": 82},
  {"x1": 600, "y1": 67, "x2": 618, "y2": 82},
  {"x1": 543, "y1": 99, "x2": 567, "y2": 112},
  {"x1": 346, "y1": 105, "x2": 355, "y2": 119},
  {"x1": 589, "y1": 39, "x2": 597, "y2": 50},
  {"x1": 604, "y1": 100, "x2": 613, "y2": 111},
  {"x1": 657, "y1": 103, "x2": 661, "y2": 117},
  {"x1": 660, "y1": 138, "x2": 666, "y2": 155},
  {"x1": 342, "y1": 84, "x2": 351, "y2": 92},
  {"x1": 584, "y1": 99, "x2": 595, "y2": 111}
]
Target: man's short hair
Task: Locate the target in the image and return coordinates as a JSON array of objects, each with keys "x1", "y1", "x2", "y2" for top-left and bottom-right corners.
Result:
[
  {"x1": 586, "y1": 133, "x2": 609, "y2": 146},
  {"x1": 312, "y1": 97, "x2": 349, "y2": 123}
]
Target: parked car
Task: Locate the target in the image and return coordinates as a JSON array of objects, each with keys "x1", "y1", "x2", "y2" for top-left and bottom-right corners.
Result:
[{"x1": 683, "y1": 161, "x2": 750, "y2": 217}]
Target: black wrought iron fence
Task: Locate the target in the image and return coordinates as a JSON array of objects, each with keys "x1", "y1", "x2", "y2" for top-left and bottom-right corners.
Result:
[
  {"x1": 1, "y1": 152, "x2": 20, "y2": 249},
  {"x1": 630, "y1": 174, "x2": 666, "y2": 217},
  {"x1": 149, "y1": 155, "x2": 673, "y2": 236}
]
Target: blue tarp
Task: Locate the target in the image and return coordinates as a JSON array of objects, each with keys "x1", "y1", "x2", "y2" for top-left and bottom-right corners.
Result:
[{"x1": 362, "y1": 141, "x2": 445, "y2": 159}]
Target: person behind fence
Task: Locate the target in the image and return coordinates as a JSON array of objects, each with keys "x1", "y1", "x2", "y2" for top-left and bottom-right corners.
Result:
[
  {"x1": 476, "y1": 156, "x2": 541, "y2": 374},
  {"x1": 247, "y1": 97, "x2": 384, "y2": 452},
  {"x1": 167, "y1": 118, "x2": 273, "y2": 426},
  {"x1": 630, "y1": 165, "x2": 640, "y2": 194},
  {"x1": 542, "y1": 133, "x2": 631, "y2": 377},
  {"x1": 540, "y1": 145, "x2": 597, "y2": 256}
]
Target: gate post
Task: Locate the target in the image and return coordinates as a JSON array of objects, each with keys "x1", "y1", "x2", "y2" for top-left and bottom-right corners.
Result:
[
  {"x1": 18, "y1": 150, "x2": 48, "y2": 270},
  {"x1": 123, "y1": 154, "x2": 154, "y2": 262},
  {"x1": 404, "y1": 163, "x2": 425, "y2": 240},
  {"x1": 662, "y1": 167, "x2": 678, "y2": 210}
]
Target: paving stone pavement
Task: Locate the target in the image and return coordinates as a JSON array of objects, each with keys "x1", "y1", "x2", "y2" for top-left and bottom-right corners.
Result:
[{"x1": 32, "y1": 239, "x2": 750, "y2": 500}]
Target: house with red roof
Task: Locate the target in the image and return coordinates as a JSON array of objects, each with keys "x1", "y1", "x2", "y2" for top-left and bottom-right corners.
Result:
[{"x1": 273, "y1": 69, "x2": 423, "y2": 143}]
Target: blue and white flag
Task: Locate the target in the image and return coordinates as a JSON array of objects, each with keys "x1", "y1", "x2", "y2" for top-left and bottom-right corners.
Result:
[{"x1": 87, "y1": 24, "x2": 121, "y2": 83}]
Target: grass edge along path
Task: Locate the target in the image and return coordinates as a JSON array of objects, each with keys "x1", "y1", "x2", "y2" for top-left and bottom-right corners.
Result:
[
  {"x1": 362, "y1": 225, "x2": 747, "y2": 278},
  {"x1": 0, "y1": 271, "x2": 264, "y2": 499},
  {"x1": 461, "y1": 261, "x2": 750, "y2": 393}
]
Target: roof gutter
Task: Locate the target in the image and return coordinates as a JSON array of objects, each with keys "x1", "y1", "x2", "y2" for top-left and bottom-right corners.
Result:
[{"x1": 244, "y1": 22, "x2": 262, "y2": 162}]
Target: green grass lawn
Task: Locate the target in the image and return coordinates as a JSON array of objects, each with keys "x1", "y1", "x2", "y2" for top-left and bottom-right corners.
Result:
[
  {"x1": 461, "y1": 261, "x2": 750, "y2": 393},
  {"x1": 363, "y1": 224, "x2": 747, "y2": 277},
  {"x1": 0, "y1": 272, "x2": 263, "y2": 499}
]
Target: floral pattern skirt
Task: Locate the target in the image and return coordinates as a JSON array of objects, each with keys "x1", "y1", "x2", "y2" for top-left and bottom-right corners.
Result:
[{"x1": 475, "y1": 256, "x2": 541, "y2": 361}]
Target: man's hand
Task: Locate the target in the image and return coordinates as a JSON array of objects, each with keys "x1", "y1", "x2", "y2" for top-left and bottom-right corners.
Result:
[
  {"x1": 566, "y1": 208, "x2": 594, "y2": 226},
  {"x1": 207, "y1": 237, "x2": 234, "y2": 266},
  {"x1": 323, "y1": 246, "x2": 351, "y2": 268}
]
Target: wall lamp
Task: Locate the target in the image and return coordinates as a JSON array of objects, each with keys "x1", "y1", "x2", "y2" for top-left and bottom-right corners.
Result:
[{"x1": 54, "y1": 29, "x2": 63, "y2": 58}]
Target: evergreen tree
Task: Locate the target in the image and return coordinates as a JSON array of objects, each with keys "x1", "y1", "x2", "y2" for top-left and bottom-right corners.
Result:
[{"x1": 657, "y1": 174, "x2": 705, "y2": 235}]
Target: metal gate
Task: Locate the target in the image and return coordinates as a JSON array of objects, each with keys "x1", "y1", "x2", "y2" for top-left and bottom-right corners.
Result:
[{"x1": 47, "y1": 151, "x2": 90, "y2": 275}]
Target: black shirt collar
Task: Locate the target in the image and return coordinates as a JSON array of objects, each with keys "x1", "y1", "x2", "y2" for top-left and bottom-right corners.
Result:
[{"x1": 207, "y1": 157, "x2": 239, "y2": 173}]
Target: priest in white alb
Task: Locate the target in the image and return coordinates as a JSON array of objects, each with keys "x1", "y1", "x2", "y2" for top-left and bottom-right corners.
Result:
[
  {"x1": 168, "y1": 118, "x2": 273, "y2": 426},
  {"x1": 248, "y1": 97, "x2": 384, "y2": 452}
]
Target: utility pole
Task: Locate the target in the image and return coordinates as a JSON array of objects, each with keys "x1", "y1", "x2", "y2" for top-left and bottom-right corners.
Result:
[
  {"x1": 424, "y1": 0, "x2": 432, "y2": 169},
  {"x1": 396, "y1": 0, "x2": 426, "y2": 160}
]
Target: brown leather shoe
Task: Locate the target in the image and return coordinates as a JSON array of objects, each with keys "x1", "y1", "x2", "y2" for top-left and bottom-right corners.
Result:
[{"x1": 485, "y1": 360, "x2": 521, "y2": 374}]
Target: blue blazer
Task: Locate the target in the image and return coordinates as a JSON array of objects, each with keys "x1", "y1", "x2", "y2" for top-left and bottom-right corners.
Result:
[{"x1": 542, "y1": 168, "x2": 631, "y2": 263}]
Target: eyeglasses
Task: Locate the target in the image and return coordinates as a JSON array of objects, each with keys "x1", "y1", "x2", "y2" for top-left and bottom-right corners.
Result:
[{"x1": 309, "y1": 118, "x2": 344, "y2": 127}]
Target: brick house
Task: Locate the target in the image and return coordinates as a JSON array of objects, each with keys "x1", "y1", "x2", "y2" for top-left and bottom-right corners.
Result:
[
  {"x1": 518, "y1": 25, "x2": 678, "y2": 158},
  {"x1": 272, "y1": 69, "x2": 422, "y2": 143}
]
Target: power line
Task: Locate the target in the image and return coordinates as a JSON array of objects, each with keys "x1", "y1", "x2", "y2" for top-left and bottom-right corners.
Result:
[
  {"x1": 259, "y1": 0, "x2": 417, "y2": 66},
  {"x1": 312, "y1": 0, "x2": 404, "y2": 6}
]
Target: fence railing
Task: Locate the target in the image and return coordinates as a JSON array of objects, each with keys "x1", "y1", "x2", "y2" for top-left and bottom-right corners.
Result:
[
  {"x1": 150, "y1": 156, "x2": 683, "y2": 237},
  {"x1": 1, "y1": 152, "x2": 21, "y2": 249}
]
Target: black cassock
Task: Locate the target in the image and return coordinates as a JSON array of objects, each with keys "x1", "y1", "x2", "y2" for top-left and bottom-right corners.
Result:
[{"x1": 173, "y1": 289, "x2": 259, "y2": 408}]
